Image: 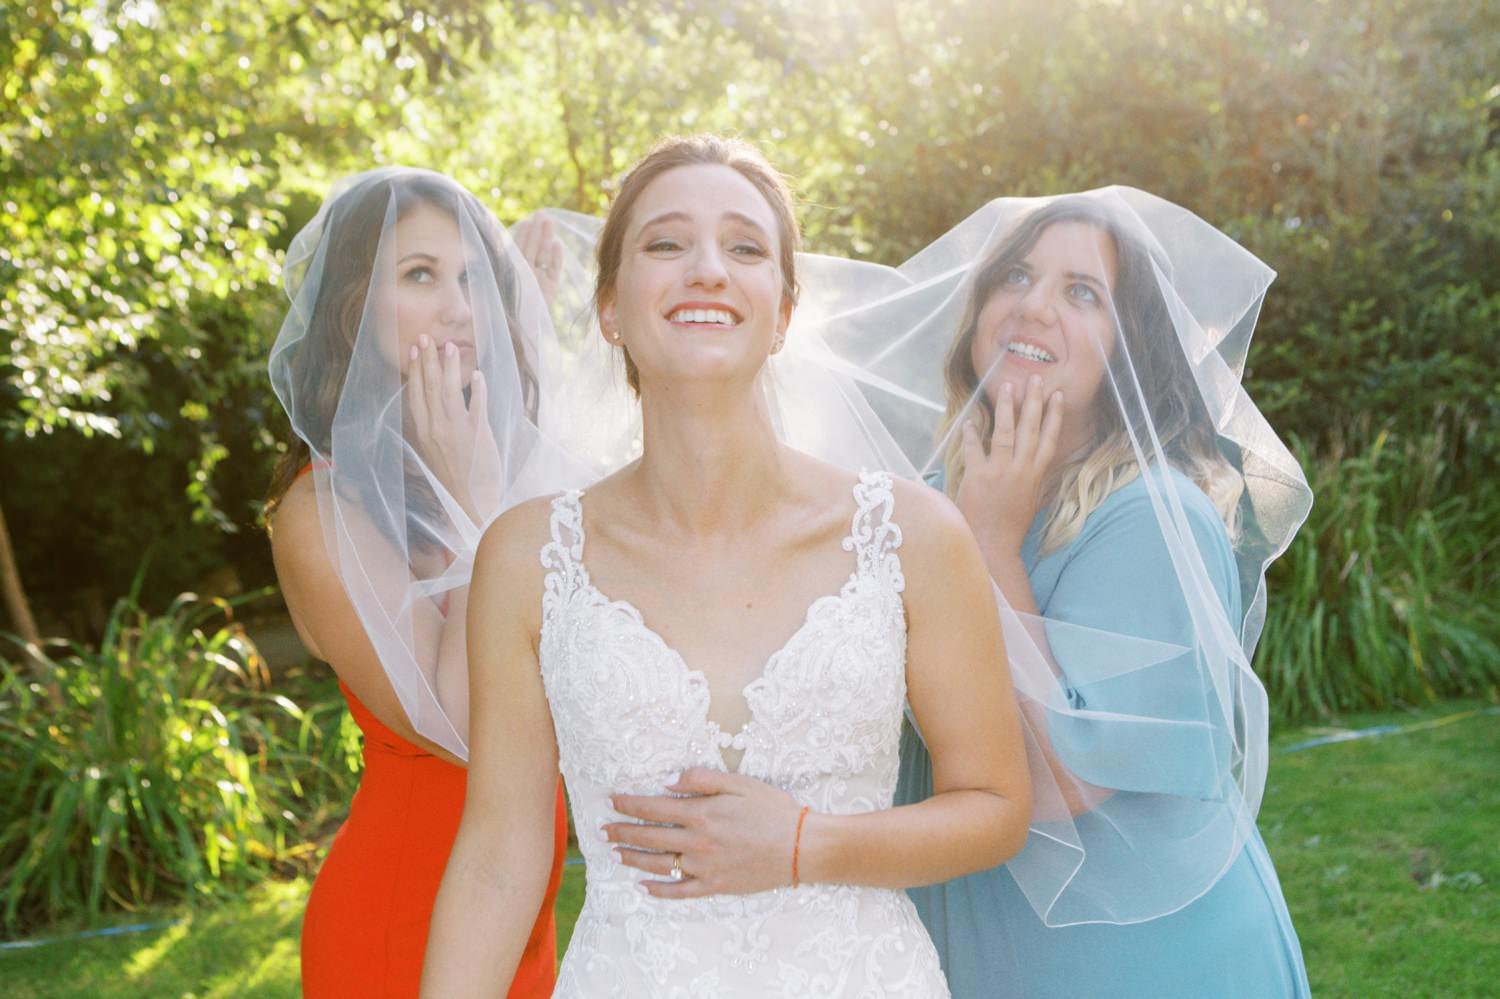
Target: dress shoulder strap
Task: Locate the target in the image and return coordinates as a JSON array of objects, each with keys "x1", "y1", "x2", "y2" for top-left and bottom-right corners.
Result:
[
  {"x1": 844, "y1": 469, "x2": 905, "y2": 592},
  {"x1": 540, "y1": 490, "x2": 586, "y2": 602}
]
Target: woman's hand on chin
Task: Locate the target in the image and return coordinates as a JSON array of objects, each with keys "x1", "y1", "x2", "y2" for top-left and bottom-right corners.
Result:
[{"x1": 605, "y1": 768, "x2": 804, "y2": 899}]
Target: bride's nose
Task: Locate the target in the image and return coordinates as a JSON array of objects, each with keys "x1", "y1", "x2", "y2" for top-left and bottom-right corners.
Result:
[{"x1": 684, "y1": 244, "x2": 729, "y2": 290}]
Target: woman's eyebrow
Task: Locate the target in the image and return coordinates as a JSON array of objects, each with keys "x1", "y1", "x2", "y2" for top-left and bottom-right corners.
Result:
[
  {"x1": 398, "y1": 251, "x2": 439, "y2": 265},
  {"x1": 1064, "y1": 270, "x2": 1107, "y2": 290}
]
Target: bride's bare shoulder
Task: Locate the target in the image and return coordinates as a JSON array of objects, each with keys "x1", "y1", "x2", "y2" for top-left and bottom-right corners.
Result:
[{"x1": 474, "y1": 493, "x2": 570, "y2": 580}]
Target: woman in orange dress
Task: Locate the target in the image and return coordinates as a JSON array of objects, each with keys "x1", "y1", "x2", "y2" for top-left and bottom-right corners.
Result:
[{"x1": 265, "y1": 169, "x2": 573, "y2": 997}]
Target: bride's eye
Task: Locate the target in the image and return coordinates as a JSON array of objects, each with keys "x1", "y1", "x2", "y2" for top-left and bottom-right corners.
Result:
[
  {"x1": 645, "y1": 238, "x2": 682, "y2": 253},
  {"x1": 403, "y1": 266, "x2": 435, "y2": 285},
  {"x1": 729, "y1": 241, "x2": 768, "y2": 259},
  {"x1": 1003, "y1": 266, "x2": 1030, "y2": 287}
]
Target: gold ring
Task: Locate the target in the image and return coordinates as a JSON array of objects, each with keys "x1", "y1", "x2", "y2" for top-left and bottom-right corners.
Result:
[{"x1": 669, "y1": 853, "x2": 684, "y2": 882}]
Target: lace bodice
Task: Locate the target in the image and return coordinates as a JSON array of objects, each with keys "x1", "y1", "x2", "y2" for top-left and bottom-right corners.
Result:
[{"x1": 538, "y1": 469, "x2": 949, "y2": 997}]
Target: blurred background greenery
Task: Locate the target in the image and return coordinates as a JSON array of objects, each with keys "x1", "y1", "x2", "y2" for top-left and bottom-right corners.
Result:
[{"x1": 1, "y1": 0, "x2": 1496, "y2": 975}]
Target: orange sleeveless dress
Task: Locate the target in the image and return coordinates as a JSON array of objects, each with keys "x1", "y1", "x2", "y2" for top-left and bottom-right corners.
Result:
[{"x1": 300, "y1": 682, "x2": 567, "y2": 997}]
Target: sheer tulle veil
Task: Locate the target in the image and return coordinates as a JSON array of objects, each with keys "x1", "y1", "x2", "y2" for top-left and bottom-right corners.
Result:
[
  {"x1": 797, "y1": 186, "x2": 1312, "y2": 925},
  {"x1": 268, "y1": 168, "x2": 593, "y2": 757}
]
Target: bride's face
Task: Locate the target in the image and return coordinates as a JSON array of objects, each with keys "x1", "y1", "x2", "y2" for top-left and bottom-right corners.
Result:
[
  {"x1": 384, "y1": 202, "x2": 480, "y2": 383},
  {"x1": 970, "y1": 221, "x2": 1119, "y2": 415},
  {"x1": 601, "y1": 163, "x2": 791, "y2": 391}
]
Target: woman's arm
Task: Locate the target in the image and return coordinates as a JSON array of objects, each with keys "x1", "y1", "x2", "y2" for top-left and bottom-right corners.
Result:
[
  {"x1": 607, "y1": 481, "x2": 1032, "y2": 895},
  {"x1": 804, "y1": 479, "x2": 1032, "y2": 885},
  {"x1": 271, "y1": 479, "x2": 464, "y2": 764},
  {"x1": 422, "y1": 500, "x2": 560, "y2": 997}
]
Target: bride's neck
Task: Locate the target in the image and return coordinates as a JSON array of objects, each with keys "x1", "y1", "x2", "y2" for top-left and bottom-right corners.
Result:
[{"x1": 632, "y1": 381, "x2": 786, "y2": 536}]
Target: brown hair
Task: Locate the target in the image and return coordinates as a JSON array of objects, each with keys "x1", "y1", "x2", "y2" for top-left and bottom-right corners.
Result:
[
  {"x1": 265, "y1": 172, "x2": 537, "y2": 528},
  {"x1": 939, "y1": 197, "x2": 1243, "y2": 550},
  {"x1": 594, "y1": 134, "x2": 801, "y2": 393}
]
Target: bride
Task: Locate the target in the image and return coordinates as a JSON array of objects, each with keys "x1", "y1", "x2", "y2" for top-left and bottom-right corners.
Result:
[{"x1": 422, "y1": 134, "x2": 1032, "y2": 997}]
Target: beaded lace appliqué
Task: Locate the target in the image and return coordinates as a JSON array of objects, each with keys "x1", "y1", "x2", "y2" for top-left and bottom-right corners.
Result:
[{"x1": 537, "y1": 469, "x2": 949, "y2": 998}]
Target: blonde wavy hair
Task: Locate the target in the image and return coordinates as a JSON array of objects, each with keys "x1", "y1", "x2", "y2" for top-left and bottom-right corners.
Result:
[{"x1": 939, "y1": 198, "x2": 1243, "y2": 553}]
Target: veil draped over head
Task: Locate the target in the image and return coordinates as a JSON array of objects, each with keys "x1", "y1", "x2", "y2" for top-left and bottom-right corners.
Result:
[
  {"x1": 269, "y1": 168, "x2": 592, "y2": 758},
  {"x1": 798, "y1": 186, "x2": 1312, "y2": 925}
]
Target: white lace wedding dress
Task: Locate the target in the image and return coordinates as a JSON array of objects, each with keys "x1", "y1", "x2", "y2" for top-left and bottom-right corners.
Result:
[{"x1": 537, "y1": 469, "x2": 950, "y2": 998}]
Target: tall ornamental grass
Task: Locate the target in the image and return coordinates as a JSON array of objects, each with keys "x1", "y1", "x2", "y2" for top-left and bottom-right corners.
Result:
[
  {"x1": 0, "y1": 578, "x2": 357, "y2": 935},
  {"x1": 1257, "y1": 413, "x2": 1500, "y2": 720}
]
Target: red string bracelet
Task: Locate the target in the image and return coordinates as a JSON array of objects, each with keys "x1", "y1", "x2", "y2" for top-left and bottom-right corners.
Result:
[{"x1": 791, "y1": 805, "x2": 812, "y2": 887}]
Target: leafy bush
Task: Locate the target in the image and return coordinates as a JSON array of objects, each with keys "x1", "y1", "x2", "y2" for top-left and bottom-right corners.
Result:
[
  {"x1": 0, "y1": 576, "x2": 357, "y2": 935},
  {"x1": 1257, "y1": 415, "x2": 1500, "y2": 720}
]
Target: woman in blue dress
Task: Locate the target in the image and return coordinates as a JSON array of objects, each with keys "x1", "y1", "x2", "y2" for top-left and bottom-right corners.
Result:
[{"x1": 879, "y1": 191, "x2": 1312, "y2": 997}]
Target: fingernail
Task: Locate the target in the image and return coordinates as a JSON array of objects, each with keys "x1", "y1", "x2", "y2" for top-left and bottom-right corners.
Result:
[
  {"x1": 1000, "y1": 382, "x2": 1012, "y2": 397},
  {"x1": 471, "y1": 370, "x2": 482, "y2": 382},
  {"x1": 1052, "y1": 391, "x2": 1062, "y2": 403},
  {"x1": 419, "y1": 334, "x2": 430, "y2": 348},
  {"x1": 408, "y1": 345, "x2": 418, "y2": 361},
  {"x1": 666, "y1": 772, "x2": 681, "y2": 787},
  {"x1": 598, "y1": 827, "x2": 610, "y2": 842},
  {"x1": 445, "y1": 341, "x2": 456, "y2": 357},
  {"x1": 1029, "y1": 374, "x2": 1041, "y2": 387}
]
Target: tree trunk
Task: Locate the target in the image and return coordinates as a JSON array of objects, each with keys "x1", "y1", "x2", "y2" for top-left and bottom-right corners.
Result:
[{"x1": 0, "y1": 498, "x2": 44, "y2": 657}]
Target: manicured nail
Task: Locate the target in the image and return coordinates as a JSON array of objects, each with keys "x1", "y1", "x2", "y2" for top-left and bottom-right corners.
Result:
[
  {"x1": 1000, "y1": 382, "x2": 1012, "y2": 398},
  {"x1": 444, "y1": 341, "x2": 456, "y2": 357},
  {"x1": 1029, "y1": 374, "x2": 1041, "y2": 388},
  {"x1": 1051, "y1": 391, "x2": 1062, "y2": 403},
  {"x1": 419, "y1": 334, "x2": 430, "y2": 349},
  {"x1": 598, "y1": 826, "x2": 610, "y2": 842},
  {"x1": 408, "y1": 345, "x2": 418, "y2": 361}
]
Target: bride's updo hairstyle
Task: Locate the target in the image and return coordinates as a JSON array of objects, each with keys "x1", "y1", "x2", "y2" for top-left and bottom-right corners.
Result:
[
  {"x1": 593, "y1": 134, "x2": 801, "y2": 394},
  {"x1": 939, "y1": 197, "x2": 1243, "y2": 551}
]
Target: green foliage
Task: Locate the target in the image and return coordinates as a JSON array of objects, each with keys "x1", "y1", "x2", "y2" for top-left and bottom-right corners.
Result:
[
  {"x1": 2, "y1": 0, "x2": 1497, "y2": 710},
  {"x1": 4, "y1": 704, "x2": 1496, "y2": 996},
  {"x1": 1257, "y1": 418, "x2": 1500, "y2": 720},
  {"x1": 0, "y1": 576, "x2": 357, "y2": 934}
]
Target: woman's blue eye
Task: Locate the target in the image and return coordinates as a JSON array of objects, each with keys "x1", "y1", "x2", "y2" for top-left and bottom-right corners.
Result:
[
  {"x1": 731, "y1": 242, "x2": 768, "y2": 258},
  {"x1": 1003, "y1": 266, "x2": 1030, "y2": 286},
  {"x1": 405, "y1": 266, "x2": 434, "y2": 284},
  {"x1": 1069, "y1": 283, "x2": 1099, "y2": 305}
]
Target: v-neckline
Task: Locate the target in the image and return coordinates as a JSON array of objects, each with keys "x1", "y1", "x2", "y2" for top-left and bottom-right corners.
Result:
[{"x1": 570, "y1": 492, "x2": 863, "y2": 774}]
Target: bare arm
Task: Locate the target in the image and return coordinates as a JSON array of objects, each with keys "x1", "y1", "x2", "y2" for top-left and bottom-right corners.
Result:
[
  {"x1": 421, "y1": 500, "x2": 559, "y2": 997},
  {"x1": 956, "y1": 378, "x2": 1112, "y2": 817},
  {"x1": 271, "y1": 478, "x2": 463, "y2": 765},
  {"x1": 799, "y1": 480, "x2": 1031, "y2": 886}
]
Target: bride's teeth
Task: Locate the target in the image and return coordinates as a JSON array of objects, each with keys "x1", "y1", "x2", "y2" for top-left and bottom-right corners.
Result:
[{"x1": 671, "y1": 308, "x2": 736, "y2": 325}]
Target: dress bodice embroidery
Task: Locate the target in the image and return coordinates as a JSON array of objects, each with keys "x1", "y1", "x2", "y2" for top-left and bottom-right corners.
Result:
[{"x1": 537, "y1": 469, "x2": 949, "y2": 998}]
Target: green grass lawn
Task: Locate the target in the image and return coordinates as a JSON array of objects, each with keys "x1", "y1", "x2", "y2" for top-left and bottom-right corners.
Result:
[{"x1": 4, "y1": 701, "x2": 1495, "y2": 997}]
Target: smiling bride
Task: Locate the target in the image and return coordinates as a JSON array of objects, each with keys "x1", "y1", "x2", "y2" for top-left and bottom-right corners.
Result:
[{"x1": 421, "y1": 134, "x2": 1033, "y2": 998}]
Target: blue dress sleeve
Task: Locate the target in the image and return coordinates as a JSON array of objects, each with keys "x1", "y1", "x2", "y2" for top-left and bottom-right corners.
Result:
[{"x1": 1040, "y1": 474, "x2": 1242, "y2": 799}]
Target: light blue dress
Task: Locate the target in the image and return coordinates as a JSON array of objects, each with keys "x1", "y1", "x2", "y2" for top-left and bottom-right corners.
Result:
[{"x1": 898, "y1": 469, "x2": 1310, "y2": 998}]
